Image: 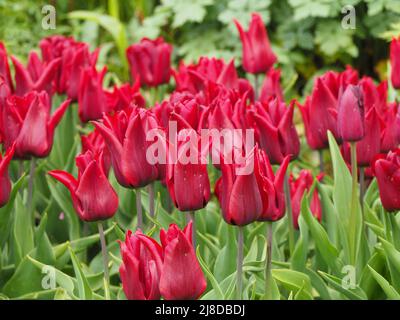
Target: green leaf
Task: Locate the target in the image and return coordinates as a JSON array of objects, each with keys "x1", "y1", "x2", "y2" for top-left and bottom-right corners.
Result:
[
  {"x1": 196, "y1": 246, "x2": 224, "y2": 300},
  {"x1": 68, "y1": 247, "x2": 93, "y2": 300},
  {"x1": 0, "y1": 174, "x2": 26, "y2": 246},
  {"x1": 318, "y1": 271, "x2": 367, "y2": 300},
  {"x1": 162, "y1": 0, "x2": 213, "y2": 28},
  {"x1": 272, "y1": 269, "x2": 313, "y2": 300},
  {"x1": 367, "y1": 265, "x2": 400, "y2": 299}
]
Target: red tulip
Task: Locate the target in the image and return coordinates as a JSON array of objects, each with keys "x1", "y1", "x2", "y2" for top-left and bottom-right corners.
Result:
[
  {"x1": 81, "y1": 129, "x2": 111, "y2": 175},
  {"x1": 341, "y1": 107, "x2": 381, "y2": 167},
  {"x1": 259, "y1": 67, "x2": 284, "y2": 102},
  {"x1": 126, "y1": 37, "x2": 172, "y2": 87},
  {"x1": 119, "y1": 229, "x2": 163, "y2": 300},
  {"x1": 10, "y1": 53, "x2": 60, "y2": 97},
  {"x1": 360, "y1": 77, "x2": 387, "y2": 114},
  {"x1": 93, "y1": 107, "x2": 159, "y2": 188},
  {"x1": 337, "y1": 84, "x2": 365, "y2": 142},
  {"x1": 380, "y1": 102, "x2": 400, "y2": 153},
  {"x1": 39, "y1": 36, "x2": 99, "y2": 99},
  {"x1": 78, "y1": 66, "x2": 109, "y2": 122},
  {"x1": 250, "y1": 99, "x2": 300, "y2": 164},
  {"x1": 373, "y1": 149, "x2": 400, "y2": 212},
  {"x1": 0, "y1": 42, "x2": 13, "y2": 92},
  {"x1": 255, "y1": 149, "x2": 289, "y2": 222},
  {"x1": 298, "y1": 76, "x2": 339, "y2": 150},
  {"x1": 215, "y1": 148, "x2": 263, "y2": 226},
  {"x1": 0, "y1": 143, "x2": 16, "y2": 207},
  {"x1": 234, "y1": 13, "x2": 277, "y2": 74},
  {"x1": 159, "y1": 222, "x2": 206, "y2": 300},
  {"x1": 390, "y1": 37, "x2": 400, "y2": 89},
  {"x1": 166, "y1": 130, "x2": 211, "y2": 212},
  {"x1": 105, "y1": 80, "x2": 145, "y2": 111},
  {"x1": 289, "y1": 170, "x2": 322, "y2": 229},
  {"x1": 1, "y1": 91, "x2": 70, "y2": 159},
  {"x1": 48, "y1": 150, "x2": 118, "y2": 221}
]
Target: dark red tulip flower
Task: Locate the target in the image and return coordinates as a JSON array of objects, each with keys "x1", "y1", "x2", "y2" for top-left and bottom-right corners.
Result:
[
  {"x1": 40, "y1": 36, "x2": 99, "y2": 99},
  {"x1": 250, "y1": 98, "x2": 300, "y2": 164},
  {"x1": 105, "y1": 80, "x2": 145, "y2": 111},
  {"x1": 78, "y1": 66, "x2": 109, "y2": 122},
  {"x1": 373, "y1": 149, "x2": 400, "y2": 212},
  {"x1": 159, "y1": 222, "x2": 207, "y2": 300},
  {"x1": 166, "y1": 130, "x2": 211, "y2": 212},
  {"x1": 215, "y1": 148, "x2": 264, "y2": 226},
  {"x1": 337, "y1": 84, "x2": 365, "y2": 142},
  {"x1": 93, "y1": 107, "x2": 159, "y2": 188},
  {"x1": 119, "y1": 229, "x2": 163, "y2": 300},
  {"x1": 390, "y1": 37, "x2": 400, "y2": 89},
  {"x1": 0, "y1": 42, "x2": 14, "y2": 92},
  {"x1": 234, "y1": 13, "x2": 277, "y2": 74},
  {"x1": 48, "y1": 150, "x2": 118, "y2": 221},
  {"x1": 259, "y1": 67, "x2": 284, "y2": 102},
  {"x1": 380, "y1": 102, "x2": 400, "y2": 153},
  {"x1": 81, "y1": 129, "x2": 111, "y2": 175},
  {"x1": 360, "y1": 77, "x2": 387, "y2": 114},
  {"x1": 0, "y1": 143, "x2": 16, "y2": 207},
  {"x1": 126, "y1": 37, "x2": 172, "y2": 87},
  {"x1": 289, "y1": 170, "x2": 322, "y2": 229},
  {"x1": 341, "y1": 106, "x2": 381, "y2": 167},
  {"x1": 298, "y1": 76, "x2": 339, "y2": 150},
  {"x1": 11, "y1": 53, "x2": 60, "y2": 97},
  {"x1": 255, "y1": 149, "x2": 289, "y2": 222},
  {"x1": 1, "y1": 91, "x2": 70, "y2": 159}
]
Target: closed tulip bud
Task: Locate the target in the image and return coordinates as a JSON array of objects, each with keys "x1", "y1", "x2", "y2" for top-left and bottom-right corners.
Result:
[
  {"x1": 119, "y1": 230, "x2": 163, "y2": 300},
  {"x1": 373, "y1": 149, "x2": 400, "y2": 212},
  {"x1": 298, "y1": 77, "x2": 339, "y2": 150},
  {"x1": 341, "y1": 107, "x2": 382, "y2": 167},
  {"x1": 289, "y1": 170, "x2": 322, "y2": 229},
  {"x1": 234, "y1": 13, "x2": 277, "y2": 74},
  {"x1": 215, "y1": 148, "x2": 263, "y2": 226},
  {"x1": 48, "y1": 150, "x2": 118, "y2": 221},
  {"x1": 167, "y1": 133, "x2": 211, "y2": 212},
  {"x1": 259, "y1": 67, "x2": 284, "y2": 102},
  {"x1": 126, "y1": 37, "x2": 172, "y2": 87},
  {"x1": 93, "y1": 108, "x2": 159, "y2": 188},
  {"x1": 11, "y1": 54, "x2": 60, "y2": 97},
  {"x1": 78, "y1": 66, "x2": 109, "y2": 122},
  {"x1": 0, "y1": 42, "x2": 14, "y2": 92},
  {"x1": 159, "y1": 222, "x2": 207, "y2": 300},
  {"x1": 390, "y1": 37, "x2": 400, "y2": 89},
  {"x1": 337, "y1": 84, "x2": 365, "y2": 142},
  {"x1": 255, "y1": 149, "x2": 289, "y2": 222},
  {"x1": 0, "y1": 143, "x2": 16, "y2": 207},
  {"x1": 1, "y1": 91, "x2": 70, "y2": 159},
  {"x1": 250, "y1": 99, "x2": 300, "y2": 164}
]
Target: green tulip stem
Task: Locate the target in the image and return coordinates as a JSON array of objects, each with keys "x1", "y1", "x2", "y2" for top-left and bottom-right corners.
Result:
[
  {"x1": 264, "y1": 222, "x2": 273, "y2": 299},
  {"x1": 136, "y1": 188, "x2": 143, "y2": 230},
  {"x1": 359, "y1": 166, "x2": 365, "y2": 211},
  {"x1": 148, "y1": 183, "x2": 155, "y2": 218},
  {"x1": 349, "y1": 141, "x2": 359, "y2": 265},
  {"x1": 318, "y1": 149, "x2": 324, "y2": 174},
  {"x1": 98, "y1": 222, "x2": 110, "y2": 299},
  {"x1": 236, "y1": 226, "x2": 244, "y2": 300},
  {"x1": 284, "y1": 172, "x2": 295, "y2": 256},
  {"x1": 27, "y1": 158, "x2": 36, "y2": 222}
]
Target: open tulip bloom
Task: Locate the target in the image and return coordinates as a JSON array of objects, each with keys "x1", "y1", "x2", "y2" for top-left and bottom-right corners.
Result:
[{"x1": 3, "y1": 7, "x2": 400, "y2": 304}]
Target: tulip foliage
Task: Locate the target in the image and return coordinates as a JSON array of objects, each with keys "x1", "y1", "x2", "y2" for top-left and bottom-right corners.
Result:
[{"x1": 1, "y1": 11, "x2": 400, "y2": 302}]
